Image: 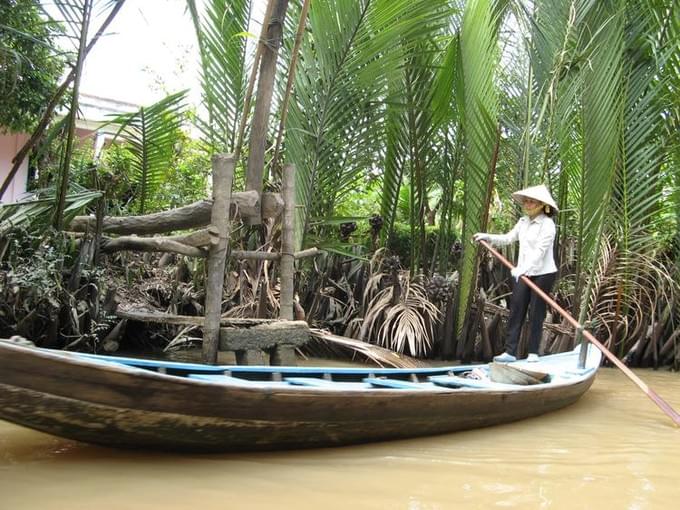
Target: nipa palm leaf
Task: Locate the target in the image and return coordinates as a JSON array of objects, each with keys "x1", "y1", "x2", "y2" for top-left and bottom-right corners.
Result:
[{"x1": 107, "y1": 91, "x2": 188, "y2": 213}]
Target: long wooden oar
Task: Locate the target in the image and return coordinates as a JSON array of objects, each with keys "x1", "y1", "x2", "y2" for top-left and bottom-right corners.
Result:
[{"x1": 479, "y1": 239, "x2": 680, "y2": 427}]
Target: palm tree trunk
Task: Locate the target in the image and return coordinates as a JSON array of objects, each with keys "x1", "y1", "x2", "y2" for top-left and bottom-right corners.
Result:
[
  {"x1": 54, "y1": 0, "x2": 93, "y2": 230},
  {"x1": 244, "y1": 0, "x2": 290, "y2": 225}
]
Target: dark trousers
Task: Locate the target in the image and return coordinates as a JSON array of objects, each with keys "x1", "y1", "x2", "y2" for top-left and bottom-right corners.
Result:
[{"x1": 505, "y1": 272, "x2": 557, "y2": 356}]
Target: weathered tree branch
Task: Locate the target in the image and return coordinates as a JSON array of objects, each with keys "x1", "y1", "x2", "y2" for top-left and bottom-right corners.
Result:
[
  {"x1": 100, "y1": 236, "x2": 206, "y2": 257},
  {"x1": 99, "y1": 234, "x2": 320, "y2": 261},
  {"x1": 68, "y1": 192, "x2": 283, "y2": 235},
  {"x1": 115, "y1": 307, "x2": 278, "y2": 327}
]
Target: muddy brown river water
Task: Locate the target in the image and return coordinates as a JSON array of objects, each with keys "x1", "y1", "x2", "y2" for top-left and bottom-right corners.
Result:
[{"x1": 1, "y1": 367, "x2": 679, "y2": 509}]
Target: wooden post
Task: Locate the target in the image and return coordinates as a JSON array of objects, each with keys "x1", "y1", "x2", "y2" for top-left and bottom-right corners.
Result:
[
  {"x1": 279, "y1": 163, "x2": 295, "y2": 321},
  {"x1": 576, "y1": 326, "x2": 588, "y2": 369},
  {"x1": 203, "y1": 154, "x2": 235, "y2": 364},
  {"x1": 244, "y1": 0, "x2": 290, "y2": 225}
]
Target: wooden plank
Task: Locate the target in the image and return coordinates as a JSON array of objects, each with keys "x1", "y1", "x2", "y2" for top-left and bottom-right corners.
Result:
[
  {"x1": 429, "y1": 375, "x2": 520, "y2": 390},
  {"x1": 284, "y1": 377, "x2": 369, "y2": 390},
  {"x1": 188, "y1": 374, "x2": 287, "y2": 388}
]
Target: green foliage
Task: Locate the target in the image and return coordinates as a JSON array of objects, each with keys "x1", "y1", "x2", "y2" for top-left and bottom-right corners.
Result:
[
  {"x1": 0, "y1": 229, "x2": 75, "y2": 342},
  {"x1": 2, "y1": 228, "x2": 73, "y2": 299},
  {"x1": 187, "y1": 0, "x2": 250, "y2": 154},
  {"x1": 0, "y1": 0, "x2": 64, "y2": 133},
  {"x1": 386, "y1": 222, "x2": 456, "y2": 270},
  {"x1": 455, "y1": 0, "x2": 501, "y2": 337},
  {"x1": 73, "y1": 132, "x2": 209, "y2": 216},
  {"x1": 149, "y1": 136, "x2": 211, "y2": 211},
  {"x1": 107, "y1": 91, "x2": 188, "y2": 214},
  {"x1": 0, "y1": 185, "x2": 100, "y2": 237},
  {"x1": 95, "y1": 143, "x2": 135, "y2": 210},
  {"x1": 284, "y1": 0, "x2": 453, "y2": 250},
  {"x1": 333, "y1": 176, "x2": 383, "y2": 219}
]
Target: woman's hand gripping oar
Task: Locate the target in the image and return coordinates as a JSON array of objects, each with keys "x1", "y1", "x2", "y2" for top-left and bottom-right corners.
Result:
[{"x1": 478, "y1": 239, "x2": 680, "y2": 427}]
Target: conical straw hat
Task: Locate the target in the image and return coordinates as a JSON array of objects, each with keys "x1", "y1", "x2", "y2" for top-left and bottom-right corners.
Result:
[{"x1": 511, "y1": 184, "x2": 558, "y2": 211}]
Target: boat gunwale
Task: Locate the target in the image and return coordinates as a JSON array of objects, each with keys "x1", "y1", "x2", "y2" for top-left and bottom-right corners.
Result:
[{"x1": 0, "y1": 341, "x2": 601, "y2": 396}]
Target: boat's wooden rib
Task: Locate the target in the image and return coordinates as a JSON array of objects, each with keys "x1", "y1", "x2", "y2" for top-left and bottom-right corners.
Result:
[{"x1": 0, "y1": 341, "x2": 601, "y2": 452}]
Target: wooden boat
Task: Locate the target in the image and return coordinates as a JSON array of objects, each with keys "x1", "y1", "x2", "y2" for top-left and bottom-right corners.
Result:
[{"x1": 0, "y1": 340, "x2": 601, "y2": 452}]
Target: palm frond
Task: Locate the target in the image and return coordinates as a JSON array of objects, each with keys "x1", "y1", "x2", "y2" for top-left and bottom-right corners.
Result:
[
  {"x1": 0, "y1": 188, "x2": 101, "y2": 237},
  {"x1": 186, "y1": 0, "x2": 251, "y2": 153},
  {"x1": 574, "y1": 3, "x2": 625, "y2": 320},
  {"x1": 107, "y1": 91, "x2": 188, "y2": 213},
  {"x1": 360, "y1": 275, "x2": 440, "y2": 356},
  {"x1": 285, "y1": 0, "x2": 453, "y2": 250},
  {"x1": 455, "y1": 0, "x2": 501, "y2": 337}
]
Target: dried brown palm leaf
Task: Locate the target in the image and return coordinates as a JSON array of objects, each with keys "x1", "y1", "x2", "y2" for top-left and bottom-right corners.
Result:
[
  {"x1": 221, "y1": 302, "x2": 257, "y2": 319},
  {"x1": 343, "y1": 316, "x2": 363, "y2": 338},
  {"x1": 362, "y1": 273, "x2": 386, "y2": 310},
  {"x1": 376, "y1": 281, "x2": 440, "y2": 356},
  {"x1": 584, "y1": 237, "x2": 678, "y2": 357},
  {"x1": 360, "y1": 274, "x2": 440, "y2": 357},
  {"x1": 308, "y1": 328, "x2": 427, "y2": 368}
]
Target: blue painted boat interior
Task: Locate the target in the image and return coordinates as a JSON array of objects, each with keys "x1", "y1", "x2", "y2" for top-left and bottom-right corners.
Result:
[{"x1": 70, "y1": 344, "x2": 601, "y2": 392}]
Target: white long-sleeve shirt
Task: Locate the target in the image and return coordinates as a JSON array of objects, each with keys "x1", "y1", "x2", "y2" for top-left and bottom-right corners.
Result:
[{"x1": 486, "y1": 214, "x2": 557, "y2": 276}]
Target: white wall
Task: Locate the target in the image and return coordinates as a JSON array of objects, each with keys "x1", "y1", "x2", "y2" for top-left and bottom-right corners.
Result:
[{"x1": 0, "y1": 133, "x2": 30, "y2": 203}]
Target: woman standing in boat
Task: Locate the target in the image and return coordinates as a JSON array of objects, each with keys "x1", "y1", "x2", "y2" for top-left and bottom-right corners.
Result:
[{"x1": 473, "y1": 184, "x2": 558, "y2": 363}]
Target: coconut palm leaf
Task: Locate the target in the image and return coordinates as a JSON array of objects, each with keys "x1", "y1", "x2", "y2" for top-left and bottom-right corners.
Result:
[
  {"x1": 51, "y1": 0, "x2": 121, "y2": 51},
  {"x1": 186, "y1": 0, "x2": 251, "y2": 153},
  {"x1": 107, "y1": 91, "x2": 188, "y2": 214},
  {"x1": 359, "y1": 275, "x2": 440, "y2": 356},
  {"x1": 663, "y1": 4, "x2": 680, "y2": 275},
  {"x1": 577, "y1": 1, "x2": 677, "y2": 336},
  {"x1": 308, "y1": 328, "x2": 427, "y2": 368},
  {"x1": 380, "y1": 84, "x2": 410, "y2": 242}
]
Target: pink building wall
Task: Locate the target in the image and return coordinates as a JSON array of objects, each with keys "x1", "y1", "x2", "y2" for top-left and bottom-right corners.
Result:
[{"x1": 0, "y1": 133, "x2": 30, "y2": 203}]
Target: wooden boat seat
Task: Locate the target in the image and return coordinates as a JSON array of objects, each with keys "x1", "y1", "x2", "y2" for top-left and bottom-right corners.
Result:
[
  {"x1": 188, "y1": 374, "x2": 291, "y2": 388},
  {"x1": 428, "y1": 375, "x2": 521, "y2": 390},
  {"x1": 284, "y1": 377, "x2": 370, "y2": 389},
  {"x1": 363, "y1": 377, "x2": 431, "y2": 390}
]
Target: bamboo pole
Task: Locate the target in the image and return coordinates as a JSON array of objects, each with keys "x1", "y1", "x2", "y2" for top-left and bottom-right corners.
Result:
[
  {"x1": 279, "y1": 163, "x2": 295, "y2": 320},
  {"x1": 203, "y1": 154, "x2": 235, "y2": 364},
  {"x1": 479, "y1": 239, "x2": 680, "y2": 427}
]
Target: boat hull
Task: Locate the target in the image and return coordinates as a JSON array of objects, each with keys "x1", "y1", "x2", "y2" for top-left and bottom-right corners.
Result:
[{"x1": 0, "y1": 342, "x2": 598, "y2": 452}]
